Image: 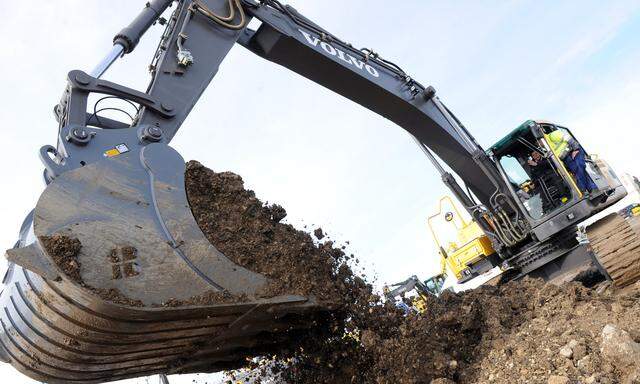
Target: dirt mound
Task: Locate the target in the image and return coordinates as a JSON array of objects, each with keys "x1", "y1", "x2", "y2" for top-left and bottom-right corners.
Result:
[
  {"x1": 472, "y1": 282, "x2": 640, "y2": 384},
  {"x1": 226, "y1": 280, "x2": 640, "y2": 384},
  {"x1": 185, "y1": 161, "x2": 640, "y2": 384}
]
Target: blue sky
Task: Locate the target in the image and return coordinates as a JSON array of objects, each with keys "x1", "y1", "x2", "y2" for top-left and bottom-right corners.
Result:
[{"x1": 0, "y1": 1, "x2": 639, "y2": 383}]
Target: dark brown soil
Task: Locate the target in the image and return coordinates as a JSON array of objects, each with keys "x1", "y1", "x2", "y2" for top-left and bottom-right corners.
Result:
[
  {"x1": 111, "y1": 265, "x2": 122, "y2": 280},
  {"x1": 179, "y1": 161, "x2": 640, "y2": 384},
  {"x1": 121, "y1": 246, "x2": 137, "y2": 261},
  {"x1": 185, "y1": 161, "x2": 381, "y2": 381},
  {"x1": 91, "y1": 287, "x2": 144, "y2": 307},
  {"x1": 41, "y1": 235, "x2": 82, "y2": 283},
  {"x1": 185, "y1": 161, "x2": 361, "y2": 303},
  {"x1": 108, "y1": 249, "x2": 120, "y2": 263},
  {"x1": 225, "y1": 279, "x2": 640, "y2": 384},
  {"x1": 43, "y1": 163, "x2": 640, "y2": 384}
]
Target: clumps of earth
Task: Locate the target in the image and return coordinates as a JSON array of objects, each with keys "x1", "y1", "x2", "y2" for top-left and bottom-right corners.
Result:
[
  {"x1": 185, "y1": 160, "x2": 364, "y2": 303},
  {"x1": 42, "y1": 161, "x2": 640, "y2": 383},
  {"x1": 225, "y1": 279, "x2": 640, "y2": 384},
  {"x1": 186, "y1": 161, "x2": 640, "y2": 384}
]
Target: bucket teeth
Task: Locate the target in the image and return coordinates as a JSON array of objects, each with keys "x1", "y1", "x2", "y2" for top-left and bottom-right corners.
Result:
[
  {"x1": 5, "y1": 242, "x2": 59, "y2": 281},
  {"x1": 587, "y1": 213, "x2": 640, "y2": 288}
]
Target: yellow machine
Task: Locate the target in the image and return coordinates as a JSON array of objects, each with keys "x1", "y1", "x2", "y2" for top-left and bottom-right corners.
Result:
[
  {"x1": 383, "y1": 275, "x2": 441, "y2": 313},
  {"x1": 620, "y1": 203, "x2": 640, "y2": 218},
  {"x1": 384, "y1": 196, "x2": 498, "y2": 312},
  {"x1": 427, "y1": 196, "x2": 498, "y2": 284}
]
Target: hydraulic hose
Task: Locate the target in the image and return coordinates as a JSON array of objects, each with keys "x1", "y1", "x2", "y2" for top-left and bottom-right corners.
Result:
[{"x1": 191, "y1": 0, "x2": 247, "y2": 30}]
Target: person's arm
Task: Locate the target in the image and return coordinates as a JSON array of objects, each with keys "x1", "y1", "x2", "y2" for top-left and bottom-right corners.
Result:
[{"x1": 567, "y1": 137, "x2": 581, "y2": 158}]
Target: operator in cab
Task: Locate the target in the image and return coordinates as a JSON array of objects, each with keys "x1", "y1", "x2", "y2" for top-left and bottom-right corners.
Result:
[
  {"x1": 527, "y1": 151, "x2": 546, "y2": 180},
  {"x1": 526, "y1": 150, "x2": 554, "y2": 212},
  {"x1": 546, "y1": 130, "x2": 597, "y2": 194}
]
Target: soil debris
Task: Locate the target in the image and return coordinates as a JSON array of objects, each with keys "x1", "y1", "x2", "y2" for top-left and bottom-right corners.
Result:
[
  {"x1": 314, "y1": 227, "x2": 325, "y2": 240},
  {"x1": 90, "y1": 287, "x2": 144, "y2": 307},
  {"x1": 184, "y1": 161, "x2": 640, "y2": 384},
  {"x1": 42, "y1": 235, "x2": 144, "y2": 307},
  {"x1": 108, "y1": 249, "x2": 120, "y2": 263},
  {"x1": 155, "y1": 290, "x2": 249, "y2": 307},
  {"x1": 121, "y1": 246, "x2": 137, "y2": 261},
  {"x1": 41, "y1": 234, "x2": 82, "y2": 283},
  {"x1": 40, "y1": 163, "x2": 640, "y2": 384},
  {"x1": 227, "y1": 279, "x2": 640, "y2": 384},
  {"x1": 62, "y1": 337, "x2": 80, "y2": 348},
  {"x1": 185, "y1": 161, "x2": 359, "y2": 302}
]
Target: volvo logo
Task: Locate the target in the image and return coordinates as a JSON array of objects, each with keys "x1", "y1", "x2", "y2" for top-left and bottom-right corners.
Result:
[{"x1": 298, "y1": 29, "x2": 380, "y2": 78}]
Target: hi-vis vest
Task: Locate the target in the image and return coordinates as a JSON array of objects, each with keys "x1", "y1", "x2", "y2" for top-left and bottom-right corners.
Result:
[{"x1": 545, "y1": 130, "x2": 570, "y2": 159}]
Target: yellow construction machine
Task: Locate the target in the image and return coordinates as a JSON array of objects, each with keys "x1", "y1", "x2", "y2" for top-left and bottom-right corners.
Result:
[
  {"x1": 384, "y1": 196, "x2": 496, "y2": 311},
  {"x1": 427, "y1": 196, "x2": 499, "y2": 285}
]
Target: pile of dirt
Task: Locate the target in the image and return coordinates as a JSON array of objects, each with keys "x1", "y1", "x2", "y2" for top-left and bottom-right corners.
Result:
[
  {"x1": 469, "y1": 281, "x2": 640, "y2": 384},
  {"x1": 370, "y1": 280, "x2": 640, "y2": 384},
  {"x1": 225, "y1": 280, "x2": 640, "y2": 384},
  {"x1": 185, "y1": 161, "x2": 363, "y2": 303},
  {"x1": 184, "y1": 161, "x2": 640, "y2": 384}
]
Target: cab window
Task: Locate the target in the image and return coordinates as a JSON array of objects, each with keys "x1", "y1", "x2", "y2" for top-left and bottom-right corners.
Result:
[{"x1": 496, "y1": 129, "x2": 574, "y2": 220}]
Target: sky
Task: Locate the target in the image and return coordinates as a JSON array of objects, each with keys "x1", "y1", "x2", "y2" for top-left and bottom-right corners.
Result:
[{"x1": 0, "y1": 0, "x2": 639, "y2": 383}]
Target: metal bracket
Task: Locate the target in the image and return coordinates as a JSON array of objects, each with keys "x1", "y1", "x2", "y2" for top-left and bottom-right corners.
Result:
[
  {"x1": 65, "y1": 70, "x2": 176, "y2": 123},
  {"x1": 44, "y1": 70, "x2": 179, "y2": 181}
]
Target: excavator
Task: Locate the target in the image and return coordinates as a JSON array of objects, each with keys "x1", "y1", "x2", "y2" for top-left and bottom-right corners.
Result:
[
  {"x1": 384, "y1": 196, "x2": 494, "y2": 309},
  {"x1": 384, "y1": 275, "x2": 447, "y2": 313},
  {"x1": 2, "y1": 0, "x2": 639, "y2": 382}
]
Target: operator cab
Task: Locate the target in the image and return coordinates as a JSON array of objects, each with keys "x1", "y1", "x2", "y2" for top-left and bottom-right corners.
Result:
[
  {"x1": 489, "y1": 120, "x2": 625, "y2": 226},
  {"x1": 424, "y1": 274, "x2": 446, "y2": 296}
]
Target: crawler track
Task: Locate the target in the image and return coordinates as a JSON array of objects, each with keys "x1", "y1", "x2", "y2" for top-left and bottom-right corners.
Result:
[{"x1": 587, "y1": 213, "x2": 640, "y2": 288}]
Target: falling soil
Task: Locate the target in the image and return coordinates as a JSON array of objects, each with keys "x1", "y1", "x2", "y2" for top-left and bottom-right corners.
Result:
[
  {"x1": 185, "y1": 161, "x2": 362, "y2": 303},
  {"x1": 183, "y1": 161, "x2": 640, "y2": 384},
  {"x1": 42, "y1": 235, "x2": 144, "y2": 307},
  {"x1": 224, "y1": 280, "x2": 640, "y2": 384}
]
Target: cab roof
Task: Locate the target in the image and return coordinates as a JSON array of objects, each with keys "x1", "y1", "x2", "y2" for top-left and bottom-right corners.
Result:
[{"x1": 489, "y1": 120, "x2": 536, "y2": 155}]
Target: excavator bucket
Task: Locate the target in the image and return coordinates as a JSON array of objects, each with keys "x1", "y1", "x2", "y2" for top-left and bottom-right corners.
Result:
[{"x1": 0, "y1": 144, "x2": 325, "y2": 383}]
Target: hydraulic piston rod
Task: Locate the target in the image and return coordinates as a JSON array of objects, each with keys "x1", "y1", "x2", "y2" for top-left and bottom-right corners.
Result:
[
  {"x1": 91, "y1": 0, "x2": 174, "y2": 78},
  {"x1": 90, "y1": 43, "x2": 125, "y2": 78}
]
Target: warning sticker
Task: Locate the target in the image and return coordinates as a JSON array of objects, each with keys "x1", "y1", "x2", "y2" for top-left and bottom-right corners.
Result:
[
  {"x1": 104, "y1": 143, "x2": 130, "y2": 158},
  {"x1": 116, "y1": 144, "x2": 129, "y2": 153}
]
